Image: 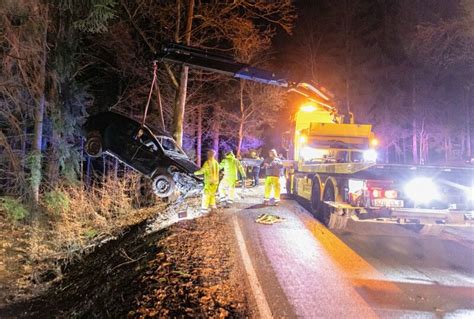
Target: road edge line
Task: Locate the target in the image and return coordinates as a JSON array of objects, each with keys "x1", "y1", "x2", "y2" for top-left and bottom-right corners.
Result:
[{"x1": 232, "y1": 215, "x2": 273, "y2": 319}]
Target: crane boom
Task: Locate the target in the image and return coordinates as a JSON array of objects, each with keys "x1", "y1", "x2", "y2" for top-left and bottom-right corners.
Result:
[
  {"x1": 157, "y1": 43, "x2": 289, "y2": 87},
  {"x1": 156, "y1": 43, "x2": 336, "y2": 113}
]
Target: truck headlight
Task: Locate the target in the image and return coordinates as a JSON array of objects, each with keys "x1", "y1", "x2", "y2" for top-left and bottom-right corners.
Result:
[
  {"x1": 363, "y1": 149, "x2": 377, "y2": 162},
  {"x1": 300, "y1": 146, "x2": 327, "y2": 160},
  {"x1": 465, "y1": 187, "x2": 474, "y2": 201},
  {"x1": 404, "y1": 177, "x2": 439, "y2": 203}
]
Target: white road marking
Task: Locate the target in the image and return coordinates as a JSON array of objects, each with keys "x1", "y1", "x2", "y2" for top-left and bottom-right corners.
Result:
[{"x1": 232, "y1": 215, "x2": 273, "y2": 319}]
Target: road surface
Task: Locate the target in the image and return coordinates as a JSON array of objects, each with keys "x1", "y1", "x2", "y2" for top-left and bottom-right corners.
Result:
[{"x1": 231, "y1": 186, "x2": 474, "y2": 318}]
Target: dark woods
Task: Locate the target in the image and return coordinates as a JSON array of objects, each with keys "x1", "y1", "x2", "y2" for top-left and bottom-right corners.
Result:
[
  {"x1": 0, "y1": 0, "x2": 472, "y2": 209},
  {"x1": 283, "y1": 0, "x2": 473, "y2": 165},
  {"x1": 0, "y1": 0, "x2": 294, "y2": 208}
]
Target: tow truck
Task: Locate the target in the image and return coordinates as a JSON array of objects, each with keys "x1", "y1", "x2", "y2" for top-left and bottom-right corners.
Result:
[
  {"x1": 157, "y1": 43, "x2": 474, "y2": 227},
  {"x1": 286, "y1": 102, "x2": 474, "y2": 228}
]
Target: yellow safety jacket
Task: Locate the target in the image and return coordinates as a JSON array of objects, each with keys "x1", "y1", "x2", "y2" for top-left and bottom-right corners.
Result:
[
  {"x1": 194, "y1": 158, "x2": 219, "y2": 185},
  {"x1": 220, "y1": 152, "x2": 246, "y2": 183}
]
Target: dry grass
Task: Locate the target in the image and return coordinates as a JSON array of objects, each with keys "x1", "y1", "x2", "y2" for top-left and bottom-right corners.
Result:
[
  {"x1": 40, "y1": 173, "x2": 166, "y2": 260},
  {"x1": 1, "y1": 172, "x2": 167, "y2": 303}
]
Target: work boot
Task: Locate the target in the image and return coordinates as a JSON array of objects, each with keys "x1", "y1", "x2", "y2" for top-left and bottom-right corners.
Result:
[{"x1": 263, "y1": 200, "x2": 270, "y2": 206}]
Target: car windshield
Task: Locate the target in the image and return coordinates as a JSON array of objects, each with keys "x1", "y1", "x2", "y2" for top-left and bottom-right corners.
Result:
[{"x1": 157, "y1": 136, "x2": 186, "y2": 155}]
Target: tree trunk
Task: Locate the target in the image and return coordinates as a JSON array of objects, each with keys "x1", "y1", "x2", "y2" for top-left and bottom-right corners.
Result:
[
  {"x1": 172, "y1": 67, "x2": 188, "y2": 146},
  {"x1": 412, "y1": 120, "x2": 418, "y2": 164},
  {"x1": 46, "y1": 128, "x2": 60, "y2": 186},
  {"x1": 31, "y1": 3, "x2": 49, "y2": 203},
  {"x1": 171, "y1": 0, "x2": 194, "y2": 147},
  {"x1": 448, "y1": 136, "x2": 452, "y2": 163},
  {"x1": 31, "y1": 95, "x2": 45, "y2": 202},
  {"x1": 211, "y1": 119, "x2": 220, "y2": 160},
  {"x1": 444, "y1": 136, "x2": 448, "y2": 163},
  {"x1": 237, "y1": 121, "x2": 244, "y2": 158},
  {"x1": 419, "y1": 133, "x2": 423, "y2": 165},
  {"x1": 411, "y1": 74, "x2": 419, "y2": 164},
  {"x1": 402, "y1": 137, "x2": 406, "y2": 164},
  {"x1": 342, "y1": 0, "x2": 352, "y2": 117},
  {"x1": 237, "y1": 81, "x2": 245, "y2": 157},
  {"x1": 466, "y1": 86, "x2": 472, "y2": 159},
  {"x1": 196, "y1": 105, "x2": 202, "y2": 166},
  {"x1": 423, "y1": 136, "x2": 429, "y2": 164}
]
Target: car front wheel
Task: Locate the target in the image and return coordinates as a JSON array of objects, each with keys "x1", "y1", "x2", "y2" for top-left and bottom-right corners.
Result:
[{"x1": 152, "y1": 174, "x2": 175, "y2": 198}]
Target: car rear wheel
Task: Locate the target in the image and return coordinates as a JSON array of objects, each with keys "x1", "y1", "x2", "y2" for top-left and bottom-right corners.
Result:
[
  {"x1": 85, "y1": 131, "x2": 103, "y2": 158},
  {"x1": 152, "y1": 173, "x2": 175, "y2": 198}
]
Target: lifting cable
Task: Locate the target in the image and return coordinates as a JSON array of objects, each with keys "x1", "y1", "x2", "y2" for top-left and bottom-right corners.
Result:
[{"x1": 141, "y1": 61, "x2": 166, "y2": 130}]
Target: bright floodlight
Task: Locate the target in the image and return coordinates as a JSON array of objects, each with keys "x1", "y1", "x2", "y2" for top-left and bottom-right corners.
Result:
[
  {"x1": 363, "y1": 149, "x2": 377, "y2": 162},
  {"x1": 404, "y1": 177, "x2": 439, "y2": 204},
  {"x1": 300, "y1": 146, "x2": 327, "y2": 160},
  {"x1": 465, "y1": 186, "x2": 474, "y2": 201},
  {"x1": 300, "y1": 103, "x2": 317, "y2": 112}
]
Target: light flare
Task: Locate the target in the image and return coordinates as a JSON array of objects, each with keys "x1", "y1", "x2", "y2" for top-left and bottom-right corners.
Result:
[{"x1": 404, "y1": 177, "x2": 439, "y2": 204}]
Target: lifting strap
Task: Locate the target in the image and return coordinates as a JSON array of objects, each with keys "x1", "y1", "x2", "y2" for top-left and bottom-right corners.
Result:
[{"x1": 141, "y1": 61, "x2": 165, "y2": 130}]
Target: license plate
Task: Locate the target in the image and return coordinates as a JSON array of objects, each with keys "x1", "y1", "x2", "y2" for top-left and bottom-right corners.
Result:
[{"x1": 372, "y1": 198, "x2": 404, "y2": 208}]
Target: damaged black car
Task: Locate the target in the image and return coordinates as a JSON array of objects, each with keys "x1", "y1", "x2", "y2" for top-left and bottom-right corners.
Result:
[{"x1": 83, "y1": 111, "x2": 201, "y2": 198}]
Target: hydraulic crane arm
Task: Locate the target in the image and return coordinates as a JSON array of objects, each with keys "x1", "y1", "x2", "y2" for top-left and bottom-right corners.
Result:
[
  {"x1": 157, "y1": 43, "x2": 289, "y2": 87},
  {"x1": 156, "y1": 43, "x2": 336, "y2": 112}
]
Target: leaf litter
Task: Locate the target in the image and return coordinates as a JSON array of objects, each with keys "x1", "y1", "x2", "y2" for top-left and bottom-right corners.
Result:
[{"x1": 0, "y1": 204, "x2": 250, "y2": 318}]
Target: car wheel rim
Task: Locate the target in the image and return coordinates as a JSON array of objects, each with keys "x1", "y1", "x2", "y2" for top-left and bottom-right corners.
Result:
[
  {"x1": 152, "y1": 174, "x2": 175, "y2": 198},
  {"x1": 85, "y1": 137, "x2": 102, "y2": 157},
  {"x1": 155, "y1": 178, "x2": 170, "y2": 193}
]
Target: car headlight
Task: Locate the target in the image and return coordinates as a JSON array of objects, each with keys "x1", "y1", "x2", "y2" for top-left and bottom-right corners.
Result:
[
  {"x1": 404, "y1": 177, "x2": 439, "y2": 204},
  {"x1": 363, "y1": 149, "x2": 377, "y2": 162}
]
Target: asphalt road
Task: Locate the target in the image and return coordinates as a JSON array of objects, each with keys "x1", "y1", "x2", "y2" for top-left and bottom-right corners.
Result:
[{"x1": 231, "y1": 186, "x2": 474, "y2": 318}]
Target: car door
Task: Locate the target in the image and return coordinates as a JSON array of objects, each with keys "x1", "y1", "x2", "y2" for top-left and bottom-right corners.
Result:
[
  {"x1": 103, "y1": 118, "x2": 140, "y2": 164},
  {"x1": 130, "y1": 128, "x2": 163, "y2": 176}
]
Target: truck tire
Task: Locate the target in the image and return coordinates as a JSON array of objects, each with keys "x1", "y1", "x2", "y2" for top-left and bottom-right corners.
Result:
[
  {"x1": 322, "y1": 181, "x2": 335, "y2": 226},
  {"x1": 311, "y1": 176, "x2": 322, "y2": 219},
  {"x1": 85, "y1": 131, "x2": 103, "y2": 158},
  {"x1": 321, "y1": 180, "x2": 349, "y2": 230}
]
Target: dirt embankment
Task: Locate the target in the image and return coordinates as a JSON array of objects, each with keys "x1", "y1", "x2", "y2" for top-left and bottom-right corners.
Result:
[{"x1": 0, "y1": 211, "x2": 250, "y2": 318}]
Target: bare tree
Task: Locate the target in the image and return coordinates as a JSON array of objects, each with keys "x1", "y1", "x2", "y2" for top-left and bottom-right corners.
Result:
[{"x1": 172, "y1": 0, "x2": 195, "y2": 147}]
